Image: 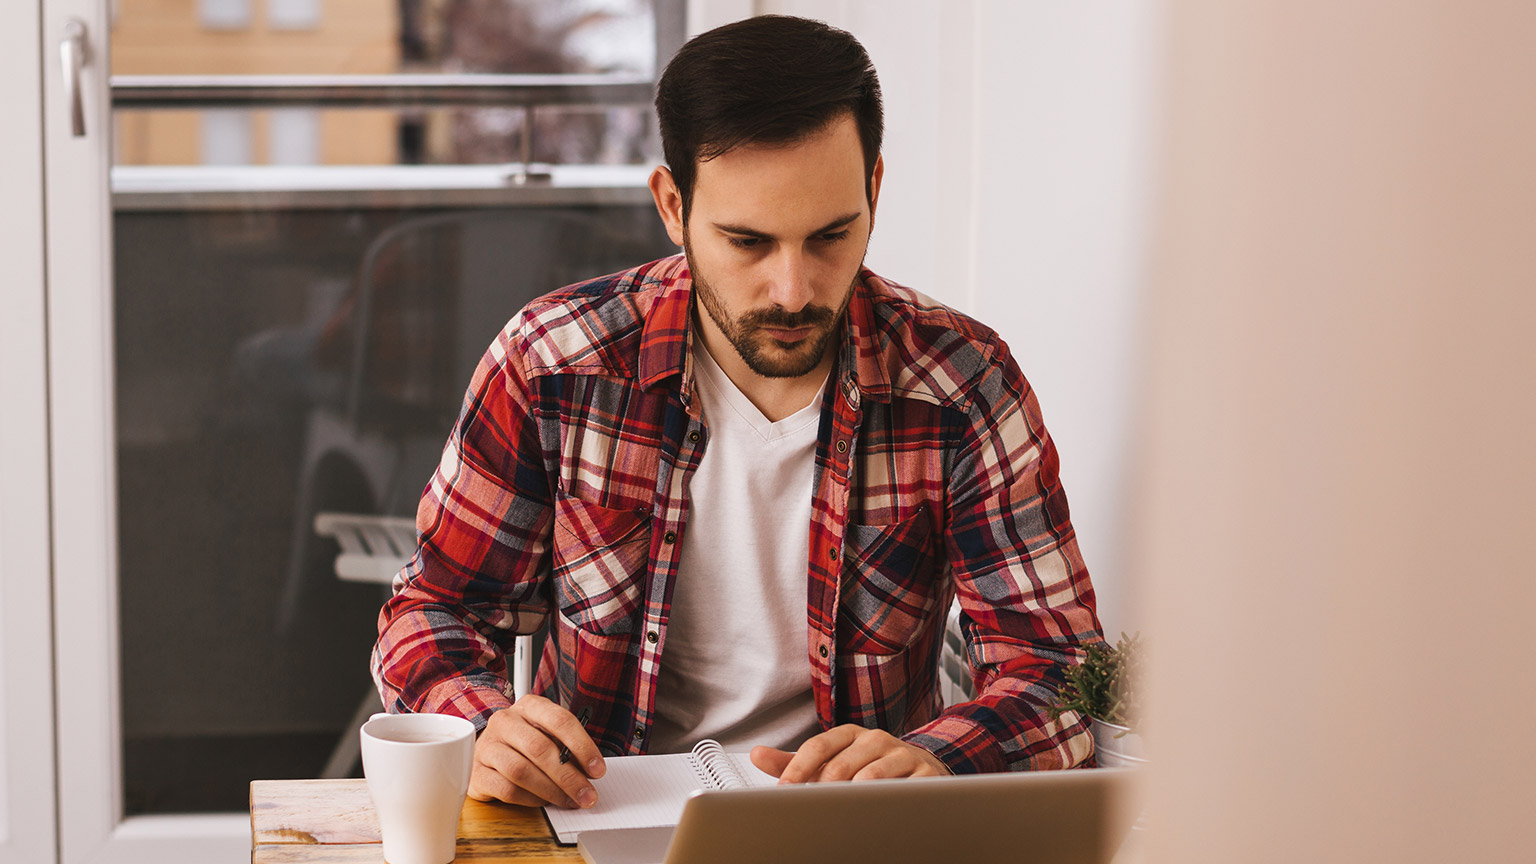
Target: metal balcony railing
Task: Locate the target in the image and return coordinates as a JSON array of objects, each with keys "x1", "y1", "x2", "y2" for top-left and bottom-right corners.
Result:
[
  {"x1": 111, "y1": 73, "x2": 656, "y2": 180},
  {"x1": 109, "y1": 73, "x2": 654, "y2": 109},
  {"x1": 108, "y1": 74, "x2": 661, "y2": 209}
]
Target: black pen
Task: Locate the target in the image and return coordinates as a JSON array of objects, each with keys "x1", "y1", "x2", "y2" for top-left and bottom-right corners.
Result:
[{"x1": 558, "y1": 706, "x2": 593, "y2": 766}]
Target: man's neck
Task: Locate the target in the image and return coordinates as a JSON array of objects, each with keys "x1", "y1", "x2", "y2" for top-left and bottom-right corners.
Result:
[{"x1": 693, "y1": 321, "x2": 835, "y2": 423}]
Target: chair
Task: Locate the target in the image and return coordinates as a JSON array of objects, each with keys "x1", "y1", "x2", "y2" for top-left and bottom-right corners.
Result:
[{"x1": 939, "y1": 602, "x2": 978, "y2": 707}]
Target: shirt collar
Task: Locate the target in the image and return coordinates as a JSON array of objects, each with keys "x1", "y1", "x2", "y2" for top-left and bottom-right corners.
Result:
[
  {"x1": 842, "y1": 267, "x2": 894, "y2": 405},
  {"x1": 636, "y1": 256, "x2": 695, "y2": 392}
]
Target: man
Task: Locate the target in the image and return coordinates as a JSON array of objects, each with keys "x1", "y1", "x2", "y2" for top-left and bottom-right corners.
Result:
[{"x1": 372, "y1": 14, "x2": 1102, "y2": 812}]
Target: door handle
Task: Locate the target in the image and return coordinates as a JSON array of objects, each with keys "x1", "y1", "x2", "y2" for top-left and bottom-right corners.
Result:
[{"x1": 60, "y1": 18, "x2": 87, "y2": 137}]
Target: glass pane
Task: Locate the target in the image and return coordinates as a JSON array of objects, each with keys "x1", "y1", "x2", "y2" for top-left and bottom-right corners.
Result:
[
  {"x1": 111, "y1": 0, "x2": 659, "y2": 168},
  {"x1": 109, "y1": 0, "x2": 678, "y2": 816},
  {"x1": 115, "y1": 202, "x2": 675, "y2": 816}
]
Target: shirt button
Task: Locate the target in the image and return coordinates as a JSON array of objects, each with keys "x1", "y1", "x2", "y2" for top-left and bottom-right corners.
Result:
[
  {"x1": 829, "y1": 546, "x2": 839, "y2": 561},
  {"x1": 664, "y1": 531, "x2": 677, "y2": 544},
  {"x1": 633, "y1": 726, "x2": 645, "y2": 741},
  {"x1": 646, "y1": 630, "x2": 658, "y2": 644},
  {"x1": 818, "y1": 644, "x2": 829, "y2": 658},
  {"x1": 688, "y1": 430, "x2": 701, "y2": 443}
]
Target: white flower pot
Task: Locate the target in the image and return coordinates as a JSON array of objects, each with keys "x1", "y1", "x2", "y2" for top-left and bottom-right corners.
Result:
[{"x1": 1091, "y1": 717, "x2": 1147, "y2": 768}]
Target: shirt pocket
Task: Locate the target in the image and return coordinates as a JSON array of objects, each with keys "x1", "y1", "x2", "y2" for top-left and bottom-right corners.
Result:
[
  {"x1": 551, "y1": 489, "x2": 651, "y2": 636},
  {"x1": 838, "y1": 506, "x2": 939, "y2": 655}
]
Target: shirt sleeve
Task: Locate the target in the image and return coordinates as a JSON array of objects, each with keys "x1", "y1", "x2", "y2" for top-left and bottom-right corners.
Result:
[
  {"x1": 371, "y1": 314, "x2": 554, "y2": 731},
  {"x1": 903, "y1": 337, "x2": 1103, "y2": 773}
]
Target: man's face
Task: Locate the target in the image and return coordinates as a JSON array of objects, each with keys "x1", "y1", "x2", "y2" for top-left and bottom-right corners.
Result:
[{"x1": 652, "y1": 114, "x2": 882, "y2": 380}]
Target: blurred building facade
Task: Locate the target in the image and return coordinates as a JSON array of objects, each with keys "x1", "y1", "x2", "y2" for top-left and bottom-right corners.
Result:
[
  {"x1": 110, "y1": 0, "x2": 657, "y2": 167},
  {"x1": 111, "y1": 0, "x2": 400, "y2": 165}
]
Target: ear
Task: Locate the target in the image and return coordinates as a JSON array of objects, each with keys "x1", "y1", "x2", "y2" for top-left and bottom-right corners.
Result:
[
  {"x1": 649, "y1": 166, "x2": 687, "y2": 248},
  {"x1": 867, "y1": 154, "x2": 885, "y2": 230}
]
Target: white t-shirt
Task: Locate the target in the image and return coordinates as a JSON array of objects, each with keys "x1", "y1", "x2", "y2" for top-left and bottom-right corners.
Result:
[{"x1": 648, "y1": 340, "x2": 827, "y2": 753}]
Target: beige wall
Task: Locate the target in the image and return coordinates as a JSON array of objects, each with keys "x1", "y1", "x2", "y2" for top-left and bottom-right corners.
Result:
[
  {"x1": 111, "y1": 0, "x2": 398, "y2": 164},
  {"x1": 1141, "y1": 2, "x2": 1536, "y2": 862}
]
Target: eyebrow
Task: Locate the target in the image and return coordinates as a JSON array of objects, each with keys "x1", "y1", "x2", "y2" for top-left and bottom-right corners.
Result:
[{"x1": 711, "y1": 211, "x2": 863, "y2": 241}]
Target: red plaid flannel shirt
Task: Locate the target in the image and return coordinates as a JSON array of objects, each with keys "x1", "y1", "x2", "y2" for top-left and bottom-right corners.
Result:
[{"x1": 373, "y1": 254, "x2": 1103, "y2": 773}]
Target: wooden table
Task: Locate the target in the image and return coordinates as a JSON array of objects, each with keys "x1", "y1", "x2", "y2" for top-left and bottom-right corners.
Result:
[
  {"x1": 253, "y1": 778, "x2": 1147, "y2": 864},
  {"x1": 250, "y1": 779, "x2": 581, "y2": 863}
]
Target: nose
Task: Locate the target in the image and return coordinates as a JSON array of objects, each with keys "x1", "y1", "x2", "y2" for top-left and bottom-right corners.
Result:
[{"x1": 766, "y1": 248, "x2": 815, "y2": 313}]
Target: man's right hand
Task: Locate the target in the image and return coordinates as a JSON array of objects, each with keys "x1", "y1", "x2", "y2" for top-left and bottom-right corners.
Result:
[{"x1": 468, "y1": 695, "x2": 606, "y2": 808}]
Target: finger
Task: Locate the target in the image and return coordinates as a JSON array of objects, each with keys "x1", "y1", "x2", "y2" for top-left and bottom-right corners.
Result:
[
  {"x1": 471, "y1": 716, "x2": 528, "y2": 804},
  {"x1": 778, "y1": 726, "x2": 862, "y2": 784},
  {"x1": 851, "y1": 742, "x2": 950, "y2": 781},
  {"x1": 520, "y1": 698, "x2": 606, "y2": 779},
  {"x1": 481, "y1": 704, "x2": 594, "y2": 807},
  {"x1": 849, "y1": 753, "x2": 910, "y2": 781},
  {"x1": 812, "y1": 730, "x2": 894, "y2": 783},
  {"x1": 470, "y1": 739, "x2": 566, "y2": 807},
  {"x1": 505, "y1": 719, "x2": 600, "y2": 808},
  {"x1": 481, "y1": 736, "x2": 582, "y2": 808},
  {"x1": 749, "y1": 746, "x2": 794, "y2": 778},
  {"x1": 469, "y1": 759, "x2": 560, "y2": 807},
  {"x1": 467, "y1": 759, "x2": 513, "y2": 802}
]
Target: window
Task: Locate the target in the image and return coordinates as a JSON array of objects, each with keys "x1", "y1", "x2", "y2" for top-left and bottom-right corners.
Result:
[
  {"x1": 200, "y1": 109, "x2": 253, "y2": 164},
  {"x1": 269, "y1": 108, "x2": 321, "y2": 165},
  {"x1": 268, "y1": 0, "x2": 321, "y2": 31},
  {"x1": 198, "y1": 0, "x2": 252, "y2": 31}
]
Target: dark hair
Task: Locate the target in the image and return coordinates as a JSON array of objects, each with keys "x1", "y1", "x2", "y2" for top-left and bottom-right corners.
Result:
[{"x1": 655, "y1": 15, "x2": 884, "y2": 221}]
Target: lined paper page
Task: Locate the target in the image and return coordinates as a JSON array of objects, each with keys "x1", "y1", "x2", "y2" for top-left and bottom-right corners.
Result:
[
  {"x1": 544, "y1": 753, "x2": 704, "y2": 843},
  {"x1": 543, "y1": 750, "x2": 776, "y2": 843}
]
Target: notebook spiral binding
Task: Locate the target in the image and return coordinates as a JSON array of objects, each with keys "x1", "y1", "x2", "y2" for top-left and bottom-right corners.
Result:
[{"x1": 689, "y1": 739, "x2": 749, "y2": 790}]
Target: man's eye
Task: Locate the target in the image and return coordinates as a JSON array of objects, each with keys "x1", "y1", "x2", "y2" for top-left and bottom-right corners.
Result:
[
  {"x1": 820, "y1": 230, "x2": 851, "y2": 244},
  {"x1": 727, "y1": 236, "x2": 761, "y2": 249}
]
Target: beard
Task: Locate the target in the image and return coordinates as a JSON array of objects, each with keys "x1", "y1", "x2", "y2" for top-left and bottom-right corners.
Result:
[{"x1": 684, "y1": 238, "x2": 855, "y2": 380}]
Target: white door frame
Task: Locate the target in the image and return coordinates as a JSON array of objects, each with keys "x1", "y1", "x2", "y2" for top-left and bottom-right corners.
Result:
[
  {"x1": 40, "y1": 0, "x2": 248, "y2": 860},
  {"x1": 1, "y1": 1, "x2": 59, "y2": 862}
]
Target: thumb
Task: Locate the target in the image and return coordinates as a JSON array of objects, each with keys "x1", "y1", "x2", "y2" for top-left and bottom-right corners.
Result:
[{"x1": 749, "y1": 745, "x2": 793, "y2": 778}]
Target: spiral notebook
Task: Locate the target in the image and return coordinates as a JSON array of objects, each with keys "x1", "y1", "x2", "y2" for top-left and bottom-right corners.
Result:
[{"x1": 543, "y1": 739, "x2": 777, "y2": 845}]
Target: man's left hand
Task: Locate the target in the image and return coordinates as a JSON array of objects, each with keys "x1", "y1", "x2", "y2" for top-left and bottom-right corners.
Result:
[{"x1": 749, "y1": 725, "x2": 950, "y2": 783}]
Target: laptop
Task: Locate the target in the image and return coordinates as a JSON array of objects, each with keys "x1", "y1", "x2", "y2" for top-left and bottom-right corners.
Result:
[{"x1": 576, "y1": 767, "x2": 1144, "y2": 864}]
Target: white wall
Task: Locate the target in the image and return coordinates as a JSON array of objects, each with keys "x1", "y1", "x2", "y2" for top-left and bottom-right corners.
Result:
[
  {"x1": 736, "y1": 1, "x2": 1159, "y2": 636},
  {"x1": 968, "y1": 3, "x2": 1155, "y2": 638}
]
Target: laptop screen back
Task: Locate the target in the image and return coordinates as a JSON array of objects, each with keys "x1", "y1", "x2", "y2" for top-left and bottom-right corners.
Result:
[{"x1": 661, "y1": 767, "x2": 1143, "y2": 864}]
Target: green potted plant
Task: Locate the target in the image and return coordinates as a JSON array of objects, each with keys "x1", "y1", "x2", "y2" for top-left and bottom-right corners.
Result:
[{"x1": 1051, "y1": 632, "x2": 1146, "y2": 768}]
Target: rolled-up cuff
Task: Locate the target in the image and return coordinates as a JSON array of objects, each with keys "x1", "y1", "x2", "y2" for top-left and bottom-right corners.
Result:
[
  {"x1": 414, "y1": 676, "x2": 515, "y2": 733},
  {"x1": 903, "y1": 713, "x2": 1007, "y2": 775}
]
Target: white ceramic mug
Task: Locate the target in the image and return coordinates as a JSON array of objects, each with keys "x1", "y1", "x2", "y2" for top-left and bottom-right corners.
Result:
[{"x1": 360, "y1": 712, "x2": 476, "y2": 864}]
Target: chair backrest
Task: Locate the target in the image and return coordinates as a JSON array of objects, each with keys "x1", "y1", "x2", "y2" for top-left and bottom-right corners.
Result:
[
  {"x1": 343, "y1": 208, "x2": 674, "y2": 438},
  {"x1": 313, "y1": 509, "x2": 539, "y2": 699}
]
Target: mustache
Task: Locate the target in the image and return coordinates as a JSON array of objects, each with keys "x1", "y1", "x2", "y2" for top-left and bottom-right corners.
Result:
[{"x1": 740, "y1": 305, "x2": 837, "y2": 331}]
